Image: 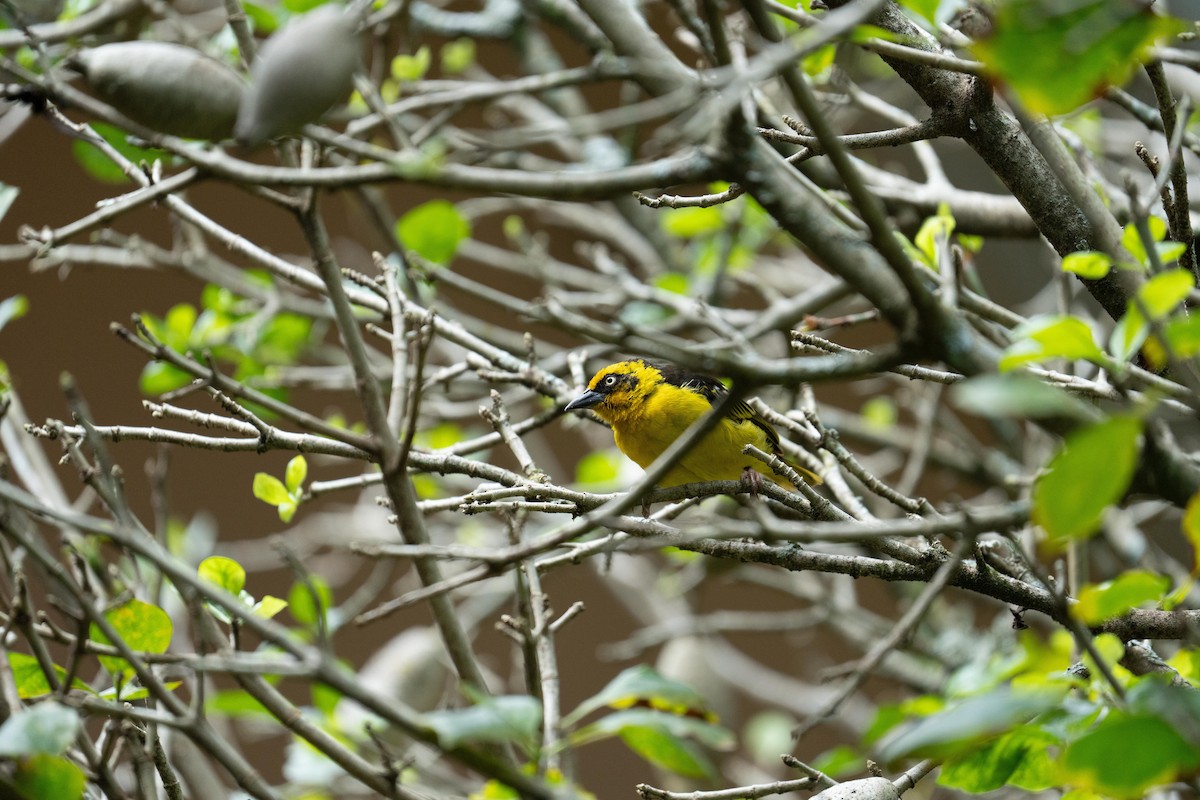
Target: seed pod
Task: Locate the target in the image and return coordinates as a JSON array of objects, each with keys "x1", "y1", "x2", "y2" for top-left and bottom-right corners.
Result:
[
  {"x1": 69, "y1": 42, "x2": 245, "y2": 141},
  {"x1": 235, "y1": 5, "x2": 361, "y2": 147}
]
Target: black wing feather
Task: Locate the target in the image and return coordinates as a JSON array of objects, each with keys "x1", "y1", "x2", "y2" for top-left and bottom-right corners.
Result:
[{"x1": 645, "y1": 359, "x2": 783, "y2": 455}]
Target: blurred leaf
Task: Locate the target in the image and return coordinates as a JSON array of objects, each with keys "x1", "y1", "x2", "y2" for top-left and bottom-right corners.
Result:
[
  {"x1": 1062, "y1": 251, "x2": 1112, "y2": 279},
  {"x1": 1113, "y1": 268, "x2": 1196, "y2": 363},
  {"x1": 1121, "y1": 217, "x2": 1168, "y2": 269},
  {"x1": 424, "y1": 695, "x2": 541, "y2": 750},
  {"x1": 242, "y1": 0, "x2": 281, "y2": 33},
  {"x1": 620, "y1": 723, "x2": 715, "y2": 779},
  {"x1": 899, "y1": 0, "x2": 940, "y2": 25},
  {"x1": 288, "y1": 576, "x2": 332, "y2": 627},
  {"x1": 0, "y1": 702, "x2": 79, "y2": 756},
  {"x1": 0, "y1": 295, "x2": 28, "y2": 335},
  {"x1": 1000, "y1": 315, "x2": 1103, "y2": 371},
  {"x1": 801, "y1": 42, "x2": 836, "y2": 77},
  {"x1": 1032, "y1": 415, "x2": 1141, "y2": 545},
  {"x1": 653, "y1": 272, "x2": 690, "y2": 295},
  {"x1": 570, "y1": 707, "x2": 734, "y2": 751},
  {"x1": 254, "y1": 595, "x2": 288, "y2": 619},
  {"x1": 90, "y1": 599, "x2": 173, "y2": 677},
  {"x1": 207, "y1": 689, "x2": 274, "y2": 719},
  {"x1": 1063, "y1": 714, "x2": 1200, "y2": 796},
  {"x1": 950, "y1": 374, "x2": 1096, "y2": 421},
  {"x1": 139, "y1": 362, "x2": 193, "y2": 396},
  {"x1": 861, "y1": 396, "x2": 896, "y2": 430},
  {"x1": 198, "y1": 556, "x2": 246, "y2": 595},
  {"x1": 1074, "y1": 570, "x2": 1170, "y2": 624},
  {"x1": 939, "y1": 725, "x2": 1059, "y2": 792},
  {"x1": 744, "y1": 710, "x2": 799, "y2": 767},
  {"x1": 914, "y1": 205, "x2": 955, "y2": 268},
  {"x1": 972, "y1": 0, "x2": 1182, "y2": 115},
  {"x1": 563, "y1": 665, "x2": 713, "y2": 727},
  {"x1": 1184, "y1": 492, "x2": 1200, "y2": 575},
  {"x1": 285, "y1": 455, "x2": 308, "y2": 493},
  {"x1": 253, "y1": 473, "x2": 290, "y2": 506},
  {"x1": 1126, "y1": 679, "x2": 1200, "y2": 747},
  {"x1": 1163, "y1": 315, "x2": 1200, "y2": 360},
  {"x1": 809, "y1": 744, "x2": 862, "y2": 779},
  {"x1": 71, "y1": 123, "x2": 171, "y2": 184},
  {"x1": 12, "y1": 754, "x2": 85, "y2": 800},
  {"x1": 865, "y1": 696, "x2": 944, "y2": 744},
  {"x1": 661, "y1": 206, "x2": 722, "y2": 238},
  {"x1": 877, "y1": 685, "x2": 1065, "y2": 761},
  {"x1": 0, "y1": 183, "x2": 18, "y2": 224},
  {"x1": 396, "y1": 200, "x2": 471, "y2": 264},
  {"x1": 391, "y1": 46, "x2": 431, "y2": 82},
  {"x1": 441, "y1": 38, "x2": 475, "y2": 73},
  {"x1": 8, "y1": 653, "x2": 92, "y2": 699},
  {"x1": 574, "y1": 450, "x2": 622, "y2": 487}
]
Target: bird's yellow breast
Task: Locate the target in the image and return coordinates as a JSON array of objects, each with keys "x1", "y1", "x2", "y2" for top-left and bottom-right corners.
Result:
[{"x1": 605, "y1": 381, "x2": 774, "y2": 487}]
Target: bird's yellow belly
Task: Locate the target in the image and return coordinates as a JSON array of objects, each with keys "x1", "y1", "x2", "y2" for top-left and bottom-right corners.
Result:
[{"x1": 611, "y1": 403, "x2": 770, "y2": 488}]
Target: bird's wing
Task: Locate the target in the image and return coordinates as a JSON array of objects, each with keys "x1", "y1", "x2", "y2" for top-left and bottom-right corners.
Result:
[{"x1": 654, "y1": 363, "x2": 784, "y2": 454}]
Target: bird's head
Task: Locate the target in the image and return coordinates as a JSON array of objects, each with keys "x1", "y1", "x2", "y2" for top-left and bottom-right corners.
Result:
[{"x1": 564, "y1": 360, "x2": 662, "y2": 422}]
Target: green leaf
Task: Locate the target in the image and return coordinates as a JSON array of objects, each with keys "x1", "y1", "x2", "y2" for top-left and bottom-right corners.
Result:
[
  {"x1": 1121, "y1": 217, "x2": 1168, "y2": 269},
  {"x1": 570, "y1": 707, "x2": 734, "y2": 751},
  {"x1": 1000, "y1": 315, "x2": 1103, "y2": 371},
  {"x1": 972, "y1": 0, "x2": 1183, "y2": 115},
  {"x1": 861, "y1": 396, "x2": 897, "y2": 430},
  {"x1": 1032, "y1": 415, "x2": 1142, "y2": 545},
  {"x1": 396, "y1": 200, "x2": 471, "y2": 264},
  {"x1": 207, "y1": 689, "x2": 274, "y2": 719},
  {"x1": 12, "y1": 754, "x2": 85, "y2": 800},
  {"x1": 949, "y1": 374, "x2": 1097, "y2": 421},
  {"x1": 1062, "y1": 251, "x2": 1112, "y2": 279},
  {"x1": 253, "y1": 473, "x2": 290, "y2": 506},
  {"x1": 940, "y1": 725, "x2": 1059, "y2": 792},
  {"x1": 0, "y1": 295, "x2": 28, "y2": 336},
  {"x1": 0, "y1": 703, "x2": 79, "y2": 756},
  {"x1": 285, "y1": 455, "x2": 308, "y2": 493},
  {"x1": 278, "y1": 500, "x2": 297, "y2": 523},
  {"x1": 574, "y1": 449, "x2": 622, "y2": 487},
  {"x1": 90, "y1": 598, "x2": 173, "y2": 677},
  {"x1": 8, "y1": 653, "x2": 92, "y2": 699},
  {"x1": 1162, "y1": 315, "x2": 1200, "y2": 360},
  {"x1": 253, "y1": 595, "x2": 288, "y2": 619},
  {"x1": 914, "y1": 205, "x2": 955, "y2": 269},
  {"x1": 139, "y1": 362, "x2": 193, "y2": 396},
  {"x1": 424, "y1": 695, "x2": 541, "y2": 750},
  {"x1": 1140, "y1": 268, "x2": 1194, "y2": 318},
  {"x1": 71, "y1": 122, "x2": 173, "y2": 185},
  {"x1": 661, "y1": 206, "x2": 723, "y2": 238},
  {"x1": 877, "y1": 685, "x2": 1065, "y2": 762},
  {"x1": 563, "y1": 665, "x2": 714, "y2": 727},
  {"x1": 1073, "y1": 570, "x2": 1170, "y2": 624},
  {"x1": 809, "y1": 745, "x2": 862, "y2": 780},
  {"x1": 620, "y1": 723, "x2": 715, "y2": 779},
  {"x1": 1126, "y1": 678, "x2": 1200, "y2": 748},
  {"x1": 1063, "y1": 714, "x2": 1200, "y2": 796},
  {"x1": 198, "y1": 556, "x2": 247, "y2": 595},
  {"x1": 391, "y1": 46, "x2": 431, "y2": 82},
  {"x1": 1184, "y1": 491, "x2": 1200, "y2": 575},
  {"x1": 288, "y1": 576, "x2": 332, "y2": 627},
  {"x1": 899, "y1": 0, "x2": 939, "y2": 25},
  {"x1": 440, "y1": 38, "x2": 475, "y2": 74}
]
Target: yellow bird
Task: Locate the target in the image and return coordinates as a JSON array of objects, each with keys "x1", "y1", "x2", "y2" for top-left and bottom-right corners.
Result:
[{"x1": 564, "y1": 359, "x2": 820, "y2": 489}]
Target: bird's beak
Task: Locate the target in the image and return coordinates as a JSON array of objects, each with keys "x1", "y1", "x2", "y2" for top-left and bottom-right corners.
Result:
[{"x1": 565, "y1": 389, "x2": 603, "y2": 411}]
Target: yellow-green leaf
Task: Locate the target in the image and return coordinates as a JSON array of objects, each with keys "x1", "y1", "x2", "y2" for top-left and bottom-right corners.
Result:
[{"x1": 1032, "y1": 416, "x2": 1142, "y2": 545}]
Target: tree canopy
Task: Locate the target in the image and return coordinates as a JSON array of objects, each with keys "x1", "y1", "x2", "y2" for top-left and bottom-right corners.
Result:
[{"x1": 1, "y1": 0, "x2": 1199, "y2": 798}]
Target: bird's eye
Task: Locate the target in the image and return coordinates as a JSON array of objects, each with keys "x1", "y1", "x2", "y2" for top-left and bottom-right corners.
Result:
[{"x1": 603, "y1": 375, "x2": 618, "y2": 388}]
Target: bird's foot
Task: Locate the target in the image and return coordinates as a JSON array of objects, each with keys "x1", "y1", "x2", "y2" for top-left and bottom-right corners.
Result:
[
  {"x1": 641, "y1": 496, "x2": 652, "y2": 518},
  {"x1": 740, "y1": 466, "x2": 764, "y2": 498}
]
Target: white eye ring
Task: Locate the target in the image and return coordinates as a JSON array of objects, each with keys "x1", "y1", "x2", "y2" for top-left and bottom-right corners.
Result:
[{"x1": 603, "y1": 375, "x2": 618, "y2": 387}]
